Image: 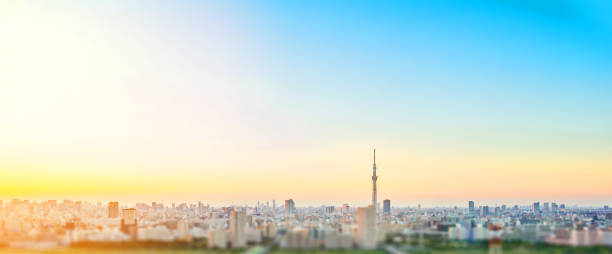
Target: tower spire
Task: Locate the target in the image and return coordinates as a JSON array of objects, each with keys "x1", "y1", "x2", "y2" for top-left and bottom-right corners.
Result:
[{"x1": 371, "y1": 148, "x2": 378, "y2": 211}]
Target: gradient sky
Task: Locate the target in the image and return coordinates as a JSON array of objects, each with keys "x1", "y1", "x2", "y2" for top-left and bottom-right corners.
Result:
[{"x1": 1, "y1": 0, "x2": 611, "y2": 206}]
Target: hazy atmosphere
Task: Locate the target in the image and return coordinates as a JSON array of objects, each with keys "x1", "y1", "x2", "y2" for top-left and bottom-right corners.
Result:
[{"x1": 1, "y1": 0, "x2": 611, "y2": 206}]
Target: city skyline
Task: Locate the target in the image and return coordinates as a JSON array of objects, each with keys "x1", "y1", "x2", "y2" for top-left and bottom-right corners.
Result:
[
  {"x1": 2, "y1": 1, "x2": 612, "y2": 252},
  {"x1": 1, "y1": 196, "x2": 609, "y2": 208},
  {"x1": 3, "y1": 194, "x2": 609, "y2": 250},
  {"x1": 2, "y1": 0, "x2": 612, "y2": 205}
]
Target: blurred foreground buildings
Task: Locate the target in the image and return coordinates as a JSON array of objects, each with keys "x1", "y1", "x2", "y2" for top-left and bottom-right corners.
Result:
[{"x1": 1, "y1": 198, "x2": 611, "y2": 250}]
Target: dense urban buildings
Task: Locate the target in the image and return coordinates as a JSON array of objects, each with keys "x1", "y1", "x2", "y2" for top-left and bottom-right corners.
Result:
[
  {"x1": 0, "y1": 151, "x2": 610, "y2": 251},
  {"x1": 1, "y1": 197, "x2": 611, "y2": 250}
]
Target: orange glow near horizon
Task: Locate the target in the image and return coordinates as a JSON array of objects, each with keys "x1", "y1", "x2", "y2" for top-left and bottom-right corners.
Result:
[
  {"x1": 1, "y1": 1, "x2": 611, "y2": 206},
  {"x1": 2, "y1": 144, "x2": 610, "y2": 205}
]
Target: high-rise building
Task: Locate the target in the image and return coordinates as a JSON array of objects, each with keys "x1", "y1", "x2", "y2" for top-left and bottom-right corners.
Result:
[
  {"x1": 120, "y1": 208, "x2": 138, "y2": 239},
  {"x1": 371, "y1": 149, "x2": 378, "y2": 211},
  {"x1": 341, "y1": 203, "x2": 351, "y2": 214},
  {"x1": 121, "y1": 208, "x2": 137, "y2": 225},
  {"x1": 481, "y1": 206, "x2": 489, "y2": 217},
  {"x1": 230, "y1": 210, "x2": 246, "y2": 248},
  {"x1": 543, "y1": 202, "x2": 550, "y2": 213},
  {"x1": 532, "y1": 202, "x2": 541, "y2": 214},
  {"x1": 468, "y1": 201, "x2": 475, "y2": 215},
  {"x1": 208, "y1": 230, "x2": 229, "y2": 249},
  {"x1": 285, "y1": 199, "x2": 295, "y2": 215},
  {"x1": 551, "y1": 202, "x2": 558, "y2": 212},
  {"x1": 108, "y1": 201, "x2": 119, "y2": 218},
  {"x1": 383, "y1": 199, "x2": 391, "y2": 215},
  {"x1": 273, "y1": 200, "x2": 276, "y2": 209},
  {"x1": 177, "y1": 220, "x2": 190, "y2": 239},
  {"x1": 357, "y1": 206, "x2": 376, "y2": 249},
  {"x1": 197, "y1": 202, "x2": 204, "y2": 215}
]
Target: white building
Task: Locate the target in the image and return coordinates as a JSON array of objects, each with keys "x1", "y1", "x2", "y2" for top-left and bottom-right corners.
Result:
[
  {"x1": 230, "y1": 210, "x2": 247, "y2": 248},
  {"x1": 601, "y1": 230, "x2": 612, "y2": 246},
  {"x1": 245, "y1": 227, "x2": 262, "y2": 244},
  {"x1": 207, "y1": 229, "x2": 228, "y2": 249},
  {"x1": 176, "y1": 220, "x2": 190, "y2": 240},
  {"x1": 357, "y1": 206, "x2": 376, "y2": 249},
  {"x1": 138, "y1": 226, "x2": 174, "y2": 241}
]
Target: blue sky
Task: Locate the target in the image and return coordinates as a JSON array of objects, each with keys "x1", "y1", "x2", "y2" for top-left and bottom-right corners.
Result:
[
  {"x1": 1, "y1": 0, "x2": 611, "y2": 205},
  {"x1": 244, "y1": 0, "x2": 612, "y2": 149}
]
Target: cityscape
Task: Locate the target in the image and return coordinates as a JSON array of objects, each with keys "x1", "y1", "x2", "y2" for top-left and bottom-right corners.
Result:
[
  {"x1": 1, "y1": 150, "x2": 611, "y2": 253},
  {"x1": 2, "y1": 0, "x2": 612, "y2": 253}
]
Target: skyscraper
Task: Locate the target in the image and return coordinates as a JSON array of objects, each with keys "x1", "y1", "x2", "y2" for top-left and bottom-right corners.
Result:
[
  {"x1": 230, "y1": 210, "x2": 246, "y2": 248},
  {"x1": 120, "y1": 208, "x2": 137, "y2": 239},
  {"x1": 371, "y1": 149, "x2": 378, "y2": 211},
  {"x1": 468, "y1": 201, "x2": 475, "y2": 215},
  {"x1": 532, "y1": 202, "x2": 541, "y2": 214},
  {"x1": 357, "y1": 206, "x2": 376, "y2": 249},
  {"x1": 108, "y1": 201, "x2": 119, "y2": 218},
  {"x1": 121, "y1": 208, "x2": 137, "y2": 225},
  {"x1": 481, "y1": 206, "x2": 489, "y2": 216},
  {"x1": 383, "y1": 199, "x2": 391, "y2": 215},
  {"x1": 552, "y1": 202, "x2": 558, "y2": 212},
  {"x1": 285, "y1": 199, "x2": 295, "y2": 215}
]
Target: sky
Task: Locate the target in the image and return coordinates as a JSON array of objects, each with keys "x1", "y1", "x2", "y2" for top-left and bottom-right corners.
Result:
[{"x1": 1, "y1": 0, "x2": 611, "y2": 207}]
